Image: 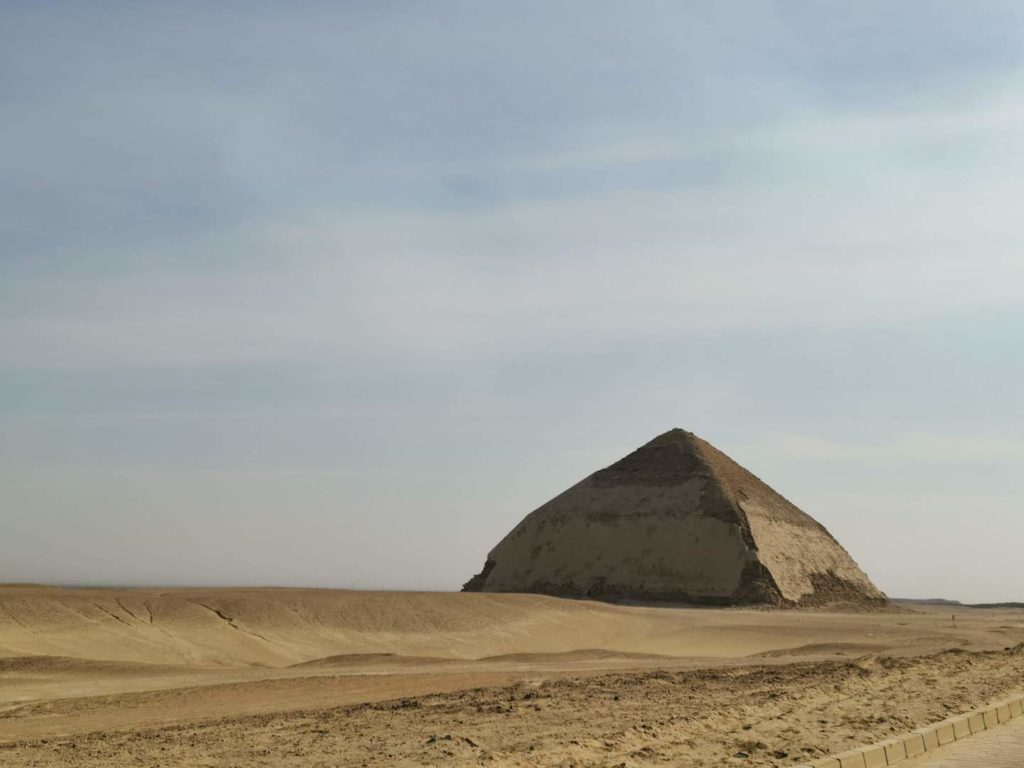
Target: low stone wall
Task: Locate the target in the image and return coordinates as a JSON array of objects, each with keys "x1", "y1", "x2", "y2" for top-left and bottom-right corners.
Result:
[{"x1": 802, "y1": 694, "x2": 1024, "y2": 767}]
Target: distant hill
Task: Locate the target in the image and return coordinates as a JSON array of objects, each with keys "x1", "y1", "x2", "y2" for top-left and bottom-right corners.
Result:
[{"x1": 895, "y1": 597, "x2": 1024, "y2": 609}]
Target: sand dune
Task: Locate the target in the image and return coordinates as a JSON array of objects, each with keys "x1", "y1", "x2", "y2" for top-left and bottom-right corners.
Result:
[
  {"x1": 478, "y1": 649, "x2": 675, "y2": 663},
  {"x1": 0, "y1": 584, "x2": 1000, "y2": 670},
  {"x1": 0, "y1": 655, "x2": 183, "y2": 675},
  {"x1": 291, "y1": 652, "x2": 455, "y2": 668},
  {"x1": 0, "y1": 586, "x2": 646, "y2": 666},
  {"x1": 2, "y1": 585, "x2": 1024, "y2": 766},
  {"x1": 747, "y1": 641, "x2": 892, "y2": 658}
]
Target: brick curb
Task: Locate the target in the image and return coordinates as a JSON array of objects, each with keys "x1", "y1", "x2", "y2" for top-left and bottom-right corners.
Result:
[{"x1": 798, "y1": 694, "x2": 1024, "y2": 767}]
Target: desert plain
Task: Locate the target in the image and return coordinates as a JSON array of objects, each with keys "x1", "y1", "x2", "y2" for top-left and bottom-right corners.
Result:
[{"x1": 1, "y1": 585, "x2": 1024, "y2": 767}]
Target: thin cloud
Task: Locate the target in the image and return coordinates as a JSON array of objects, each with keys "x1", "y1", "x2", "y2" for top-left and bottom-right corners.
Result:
[{"x1": 743, "y1": 433, "x2": 1024, "y2": 464}]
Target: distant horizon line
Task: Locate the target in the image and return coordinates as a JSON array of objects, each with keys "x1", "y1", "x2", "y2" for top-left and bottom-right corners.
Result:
[{"x1": 2, "y1": 582, "x2": 1021, "y2": 608}]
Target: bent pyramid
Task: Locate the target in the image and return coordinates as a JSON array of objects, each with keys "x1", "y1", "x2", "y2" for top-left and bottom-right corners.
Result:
[{"x1": 463, "y1": 429, "x2": 886, "y2": 607}]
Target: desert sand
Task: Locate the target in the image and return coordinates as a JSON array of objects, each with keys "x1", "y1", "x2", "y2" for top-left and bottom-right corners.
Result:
[{"x1": 2, "y1": 585, "x2": 1024, "y2": 766}]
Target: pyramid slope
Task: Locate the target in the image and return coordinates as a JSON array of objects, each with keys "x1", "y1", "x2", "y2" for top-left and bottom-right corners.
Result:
[
  {"x1": 464, "y1": 429, "x2": 886, "y2": 607},
  {"x1": 686, "y1": 433, "x2": 885, "y2": 604}
]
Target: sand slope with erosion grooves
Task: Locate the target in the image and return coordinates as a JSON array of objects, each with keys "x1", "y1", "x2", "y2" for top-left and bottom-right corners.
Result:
[{"x1": 2, "y1": 586, "x2": 1024, "y2": 766}]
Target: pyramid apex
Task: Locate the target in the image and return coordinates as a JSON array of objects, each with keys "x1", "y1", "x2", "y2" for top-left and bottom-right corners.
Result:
[{"x1": 645, "y1": 427, "x2": 697, "y2": 443}]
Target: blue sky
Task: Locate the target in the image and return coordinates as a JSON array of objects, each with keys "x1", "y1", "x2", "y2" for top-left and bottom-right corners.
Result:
[{"x1": 2, "y1": 2, "x2": 1023, "y2": 601}]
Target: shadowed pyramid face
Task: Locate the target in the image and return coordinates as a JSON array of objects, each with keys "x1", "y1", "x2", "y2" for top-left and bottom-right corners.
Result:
[{"x1": 464, "y1": 429, "x2": 886, "y2": 607}]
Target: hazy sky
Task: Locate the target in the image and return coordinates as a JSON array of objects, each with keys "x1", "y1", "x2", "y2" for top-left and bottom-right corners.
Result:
[{"x1": 3, "y1": 2, "x2": 1023, "y2": 603}]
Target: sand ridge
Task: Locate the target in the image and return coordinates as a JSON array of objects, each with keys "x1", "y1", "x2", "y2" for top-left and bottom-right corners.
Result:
[
  {"x1": 0, "y1": 585, "x2": 992, "y2": 670},
  {"x1": 2, "y1": 586, "x2": 1024, "y2": 766}
]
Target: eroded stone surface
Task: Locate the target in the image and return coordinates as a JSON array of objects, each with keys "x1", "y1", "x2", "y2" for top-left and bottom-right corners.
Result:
[{"x1": 464, "y1": 429, "x2": 887, "y2": 607}]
